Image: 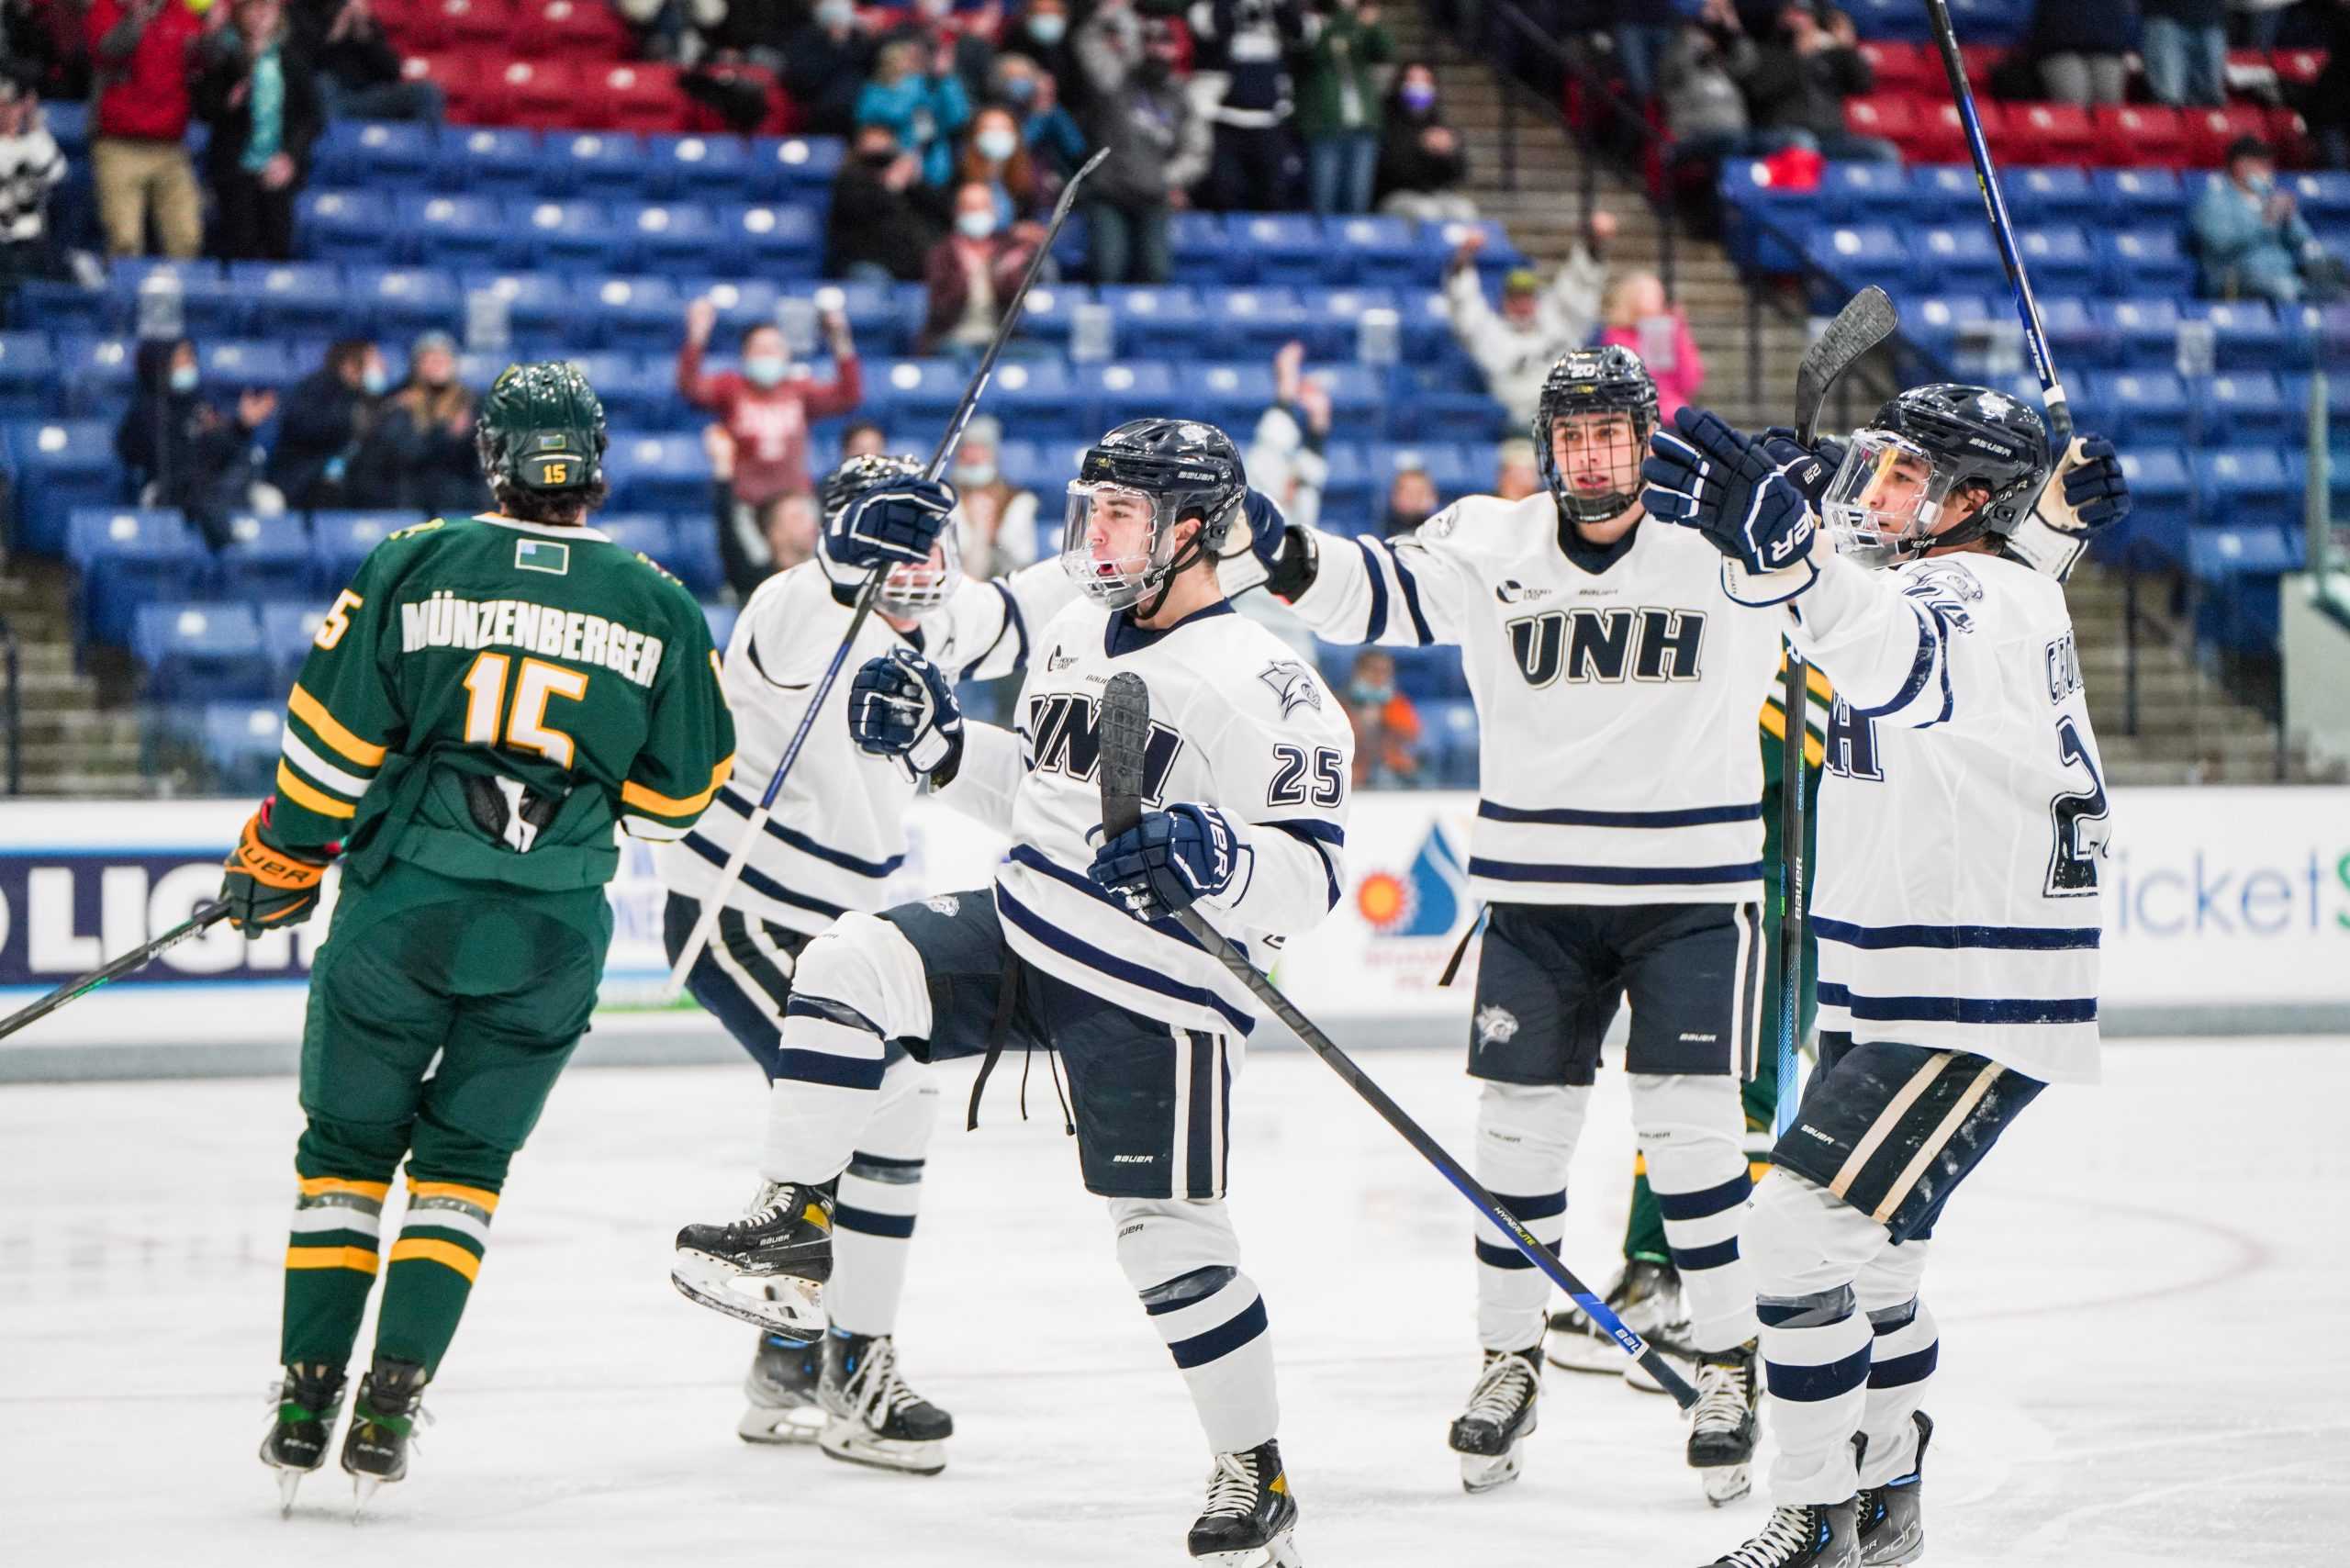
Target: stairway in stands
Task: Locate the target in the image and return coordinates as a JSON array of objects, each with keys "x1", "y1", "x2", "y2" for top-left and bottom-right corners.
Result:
[{"x1": 0, "y1": 560, "x2": 145, "y2": 796}]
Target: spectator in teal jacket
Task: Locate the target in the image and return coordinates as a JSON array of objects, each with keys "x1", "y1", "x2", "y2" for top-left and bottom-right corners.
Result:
[
  {"x1": 855, "y1": 35, "x2": 971, "y2": 189},
  {"x1": 2193, "y1": 136, "x2": 2330, "y2": 304}
]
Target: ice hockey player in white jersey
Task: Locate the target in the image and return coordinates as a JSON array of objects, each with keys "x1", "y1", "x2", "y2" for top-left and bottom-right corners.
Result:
[
  {"x1": 1639, "y1": 385, "x2": 2131, "y2": 1568},
  {"x1": 658, "y1": 455, "x2": 1073, "y2": 1465},
  {"x1": 669, "y1": 419, "x2": 1350, "y2": 1566},
  {"x1": 1233, "y1": 344, "x2": 1787, "y2": 1504}
]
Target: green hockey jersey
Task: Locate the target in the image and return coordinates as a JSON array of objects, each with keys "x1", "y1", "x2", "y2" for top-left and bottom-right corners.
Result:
[{"x1": 270, "y1": 513, "x2": 736, "y2": 891}]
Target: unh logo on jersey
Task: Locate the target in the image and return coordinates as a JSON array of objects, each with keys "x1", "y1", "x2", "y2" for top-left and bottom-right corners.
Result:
[
  {"x1": 1025, "y1": 692, "x2": 1184, "y2": 801},
  {"x1": 1505, "y1": 607, "x2": 1707, "y2": 688}
]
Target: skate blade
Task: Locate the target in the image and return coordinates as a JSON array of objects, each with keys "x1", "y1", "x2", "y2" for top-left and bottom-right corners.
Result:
[
  {"x1": 1700, "y1": 1463, "x2": 1752, "y2": 1507},
  {"x1": 671, "y1": 1252, "x2": 825, "y2": 1337},
  {"x1": 1456, "y1": 1447, "x2": 1523, "y2": 1495},
  {"x1": 817, "y1": 1422, "x2": 946, "y2": 1476},
  {"x1": 737, "y1": 1404, "x2": 826, "y2": 1445},
  {"x1": 351, "y1": 1474, "x2": 381, "y2": 1522},
  {"x1": 1545, "y1": 1332, "x2": 1631, "y2": 1376},
  {"x1": 274, "y1": 1468, "x2": 304, "y2": 1517},
  {"x1": 1192, "y1": 1526, "x2": 1304, "y2": 1568}
]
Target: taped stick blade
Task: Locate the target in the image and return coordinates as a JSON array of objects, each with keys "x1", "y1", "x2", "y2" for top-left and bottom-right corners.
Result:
[
  {"x1": 1097, "y1": 672, "x2": 1152, "y2": 841},
  {"x1": 1794, "y1": 285, "x2": 1899, "y2": 442}
]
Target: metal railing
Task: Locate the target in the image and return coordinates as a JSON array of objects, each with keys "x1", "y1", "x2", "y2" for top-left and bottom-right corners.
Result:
[{"x1": 0, "y1": 615, "x2": 20, "y2": 797}]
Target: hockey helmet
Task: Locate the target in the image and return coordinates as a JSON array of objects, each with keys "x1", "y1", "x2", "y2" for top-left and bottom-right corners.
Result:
[
  {"x1": 476, "y1": 361, "x2": 608, "y2": 495},
  {"x1": 821, "y1": 452, "x2": 963, "y2": 617},
  {"x1": 1059, "y1": 418, "x2": 1247, "y2": 612},
  {"x1": 1534, "y1": 345, "x2": 1660, "y2": 527},
  {"x1": 1820, "y1": 384, "x2": 2050, "y2": 568}
]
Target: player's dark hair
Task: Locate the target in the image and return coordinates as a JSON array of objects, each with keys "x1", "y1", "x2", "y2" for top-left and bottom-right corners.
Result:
[{"x1": 493, "y1": 476, "x2": 608, "y2": 526}]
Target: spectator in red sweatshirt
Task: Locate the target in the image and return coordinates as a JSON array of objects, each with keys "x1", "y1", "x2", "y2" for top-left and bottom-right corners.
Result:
[
  {"x1": 85, "y1": 0, "x2": 208, "y2": 258},
  {"x1": 677, "y1": 295, "x2": 864, "y2": 507}
]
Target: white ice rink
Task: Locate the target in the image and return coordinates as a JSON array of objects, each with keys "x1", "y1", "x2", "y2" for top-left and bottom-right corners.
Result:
[{"x1": 5, "y1": 1037, "x2": 2345, "y2": 1568}]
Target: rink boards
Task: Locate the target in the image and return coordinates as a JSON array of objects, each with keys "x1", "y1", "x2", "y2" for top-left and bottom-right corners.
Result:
[{"x1": 2, "y1": 788, "x2": 2347, "y2": 1074}]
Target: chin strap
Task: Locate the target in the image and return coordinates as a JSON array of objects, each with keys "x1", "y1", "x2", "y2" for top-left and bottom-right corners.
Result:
[{"x1": 1136, "y1": 532, "x2": 1210, "y2": 621}]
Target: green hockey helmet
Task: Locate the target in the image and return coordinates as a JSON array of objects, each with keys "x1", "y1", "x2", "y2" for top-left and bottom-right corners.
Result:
[{"x1": 476, "y1": 361, "x2": 608, "y2": 494}]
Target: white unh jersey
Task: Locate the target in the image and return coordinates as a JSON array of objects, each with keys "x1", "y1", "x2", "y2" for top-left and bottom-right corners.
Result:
[
  {"x1": 1789, "y1": 548, "x2": 2108, "y2": 1084},
  {"x1": 1284, "y1": 492, "x2": 1786, "y2": 905},
  {"x1": 936, "y1": 598, "x2": 1356, "y2": 1037},
  {"x1": 655, "y1": 558, "x2": 1075, "y2": 935}
]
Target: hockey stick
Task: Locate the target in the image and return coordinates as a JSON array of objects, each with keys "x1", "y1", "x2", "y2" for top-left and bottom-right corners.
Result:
[
  {"x1": 1920, "y1": 0, "x2": 2071, "y2": 451},
  {"x1": 1774, "y1": 286, "x2": 1898, "y2": 1132},
  {"x1": 663, "y1": 148, "x2": 1111, "y2": 1000},
  {"x1": 1095, "y1": 671, "x2": 1699, "y2": 1410},
  {"x1": 0, "y1": 900, "x2": 232, "y2": 1043}
]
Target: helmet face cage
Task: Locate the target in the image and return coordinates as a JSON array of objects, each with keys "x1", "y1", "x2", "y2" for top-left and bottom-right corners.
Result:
[
  {"x1": 1056, "y1": 420, "x2": 1247, "y2": 610},
  {"x1": 879, "y1": 525, "x2": 963, "y2": 617},
  {"x1": 1534, "y1": 348, "x2": 1659, "y2": 526},
  {"x1": 1059, "y1": 481, "x2": 1183, "y2": 610},
  {"x1": 1821, "y1": 429, "x2": 1968, "y2": 568},
  {"x1": 1862, "y1": 384, "x2": 2050, "y2": 557}
]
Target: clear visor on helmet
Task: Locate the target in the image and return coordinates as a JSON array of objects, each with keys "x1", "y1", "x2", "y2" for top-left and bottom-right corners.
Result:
[
  {"x1": 1821, "y1": 429, "x2": 1964, "y2": 568},
  {"x1": 878, "y1": 524, "x2": 962, "y2": 618},
  {"x1": 1059, "y1": 480, "x2": 1178, "y2": 610}
]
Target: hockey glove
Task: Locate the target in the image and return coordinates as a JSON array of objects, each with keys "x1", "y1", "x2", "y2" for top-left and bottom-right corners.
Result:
[
  {"x1": 218, "y1": 801, "x2": 332, "y2": 935},
  {"x1": 1641, "y1": 407, "x2": 1820, "y2": 605},
  {"x1": 2007, "y1": 433, "x2": 2130, "y2": 581},
  {"x1": 1215, "y1": 487, "x2": 1301, "y2": 599},
  {"x1": 1756, "y1": 427, "x2": 1848, "y2": 507},
  {"x1": 1089, "y1": 803, "x2": 1239, "y2": 922},
  {"x1": 850, "y1": 646, "x2": 963, "y2": 784},
  {"x1": 822, "y1": 476, "x2": 957, "y2": 573}
]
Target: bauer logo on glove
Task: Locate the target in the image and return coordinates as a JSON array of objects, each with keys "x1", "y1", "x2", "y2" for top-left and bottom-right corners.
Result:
[
  {"x1": 1640, "y1": 407, "x2": 1822, "y2": 605},
  {"x1": 1088, "y1": 803, "x2": 1238, "y2": 923},
  {"x1": 218, "y1": 801, "x2": 333, "y2": 935}
]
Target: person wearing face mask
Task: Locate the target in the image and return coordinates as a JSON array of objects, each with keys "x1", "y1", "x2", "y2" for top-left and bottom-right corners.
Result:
[
  {"x1": 117, "y1": 335, "x2": 283, "y2": 549},
  {"x1": 1294, "y1": 0, "x2": 1392, "y2": 216},
  {"x1": 993, "y1": 51, "x2": 1091, "y2": 183},
  {"x1": 856, "y1": 34, "x2": 972, "y2": 186},
  {"x1": 1374, "y1": 60, "x2": 1475, "y2": 222},
  {"x1": 828, "y1": 121, "x2": 953, "y2": 283},
  {"x1": 957, "y1": 102, "x2": 1045, "y2": 224},
  {"x1": 1078, "y1": 11, "x2": 1211, "y2": 285},
  {"x1": 678, "y1": 296, "x2": 866, "y2": 505},
  {"x1": 2192, "y1": 134, "x2": 2342, "y2": 305},
  {"x1": 357, "y1": 330, "x2": 487, "y2": 519},
  {"x1": 947, "y1": 415, "x2": 1039, "y2": 583},
  {"x1": 918, "y1": 177, "x2": 1047, "y2": 353},
  {"x1": 1342, "y1": 647, "x2": 1422, "y2": 786},
  {"x1": 882, "y1": 0, "x2": 999, "y2": 105},
  {"x1": 782, "y1": 0, "x2": 878, "y2": 136},
  {"x1": 268, "y1": 337, "x2": 390, "y2": 510},
  {"x1": 1010, "y1": 0, "x2": 1086, "y2": 113}
]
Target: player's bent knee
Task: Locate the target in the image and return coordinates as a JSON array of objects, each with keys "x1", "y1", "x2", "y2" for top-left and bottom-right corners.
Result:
[
  {"x1": 1109, "y1": 1196, "x2": 1242, "y2": 1293},
  {"x1": 792, "y1": 913, "x2": 934, "y2": 1042},
  {"x1": 1474, "y1": 1079, "x2": 1592, "y2": 1158},
  {"x1": 1626, "y1": 1072, "x2": 1745, "y2": 1143},
  {"x1": 1743, "y1": 1170, "x2": 1886, "y2": 1296}
]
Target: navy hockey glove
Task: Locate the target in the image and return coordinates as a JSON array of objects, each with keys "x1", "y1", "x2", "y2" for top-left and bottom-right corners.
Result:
[
  {"x1": 823, "y1": 476, "x2": 957, "y2": 573},
  {"x1": 1642, "y1": 407, "x2": 1820, "y2": 603},
  {"x1": 1756, "y1": 426, "x2": 1848, "y2": 507},
  {"x1": 218, "y1": 801, "x2": 332, "y2": 935},
  {"x1": 1090, "y1": 803, "x2": 1239, "y2": 922},
  {"x1": 850, "y1": 646, "x2": 963, "y2": 782},
  {"x1": 1218, "y1": 487, "x2": 1309, "y2": 599},
  {"x1": 2009, "y1": 432, "x2": 2131, "y2": 580}
]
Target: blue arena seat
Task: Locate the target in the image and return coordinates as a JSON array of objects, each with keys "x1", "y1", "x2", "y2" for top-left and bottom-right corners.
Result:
[
  {"x1": 2199, "y1": 373, "x2": 2294, "y2": 444},
  {"x1": 0, "y1": 332, "x2": 55, "y2": 417},
  {"x1": 2187, "y1": 300, "x2": 2287, "y2": 371},
  {"x1": 704, "y1": 602, "x2": 740, "y2": 652},
  {"x1": 1819, "y1": 161, "x2": 1915, "y2": 225},
  {"x1": 1913, "y1": 226, "x2": 2008, "y2": 297},
  {"x1": 646, "y1": 133, "x2": 755, "y2": 200},
  {"x1": 1192, "y1": 363, "x2": 1276, "y2": 434},
  {"x1": 462, "y1": 269, "x2": 577, "y2": 349},
  {"x1": 506, "y1": 197, "x2": 615, "y2": 270},
  {"x1": 352, "y1": 266, "x2": 464, "y2": 340},
  {"x1": 622, "y1": 201, "x2": 727, "y2": 274},
  {"x1": 259, "y1": 602, "x2": 328, "y2": 686},
  {"x1": 1075, "y1": 361, "x2": 1179, "y2": 429},
  {"x1": 132, "y1": 602, "x2": 271, "y2": 700},
  {"x1": 1718, "y1": 162, "x2": 1816, "y2": 272},
  {"x1": 545, "y1": 130, "x2": 652, "y2": 196},
  {"x1": 582, "y1": 275, "x2": 686, "y2": 355},
  {"x1": 1207, "y1": 287, "x2": 1309, "y2": 359},
  {"x1": 232, "y1": 262, "x2": 353, "y2": 338},
  {"x1": 398, "y1": 193, "x2": 508, "y2": 269},
  {"x1": 1224, "y1": 212, "x2": 1324, "y2": 286},
  {"x1": 436, "y1": 125, "x2": 544, "y2": 196},
  {"x1": 748, "y1": 136, "x2": 844, "y2": 202},
  {"x1": 2014, "y1": 227, "x2": 2098, "y2": 297},
  {"x1": 1906, "y1": 164, "x2": 1981, "y2": 226},
  {"x1": 2086, "y1": 371, "x2": 2189, "y2": 448},
  {"x1": 311, "y1": 120, "x2": 438, "y2": 190},
  {"x1": 13, "y1": 278, "x2": 110, "y2": 336},
  {"x1": 659, "y1": 516, "x2": 726, "y2": 597},
  {"x1": 9, "y1": 420, "x2": 123, "y2": 553},
  {"x1": 1298, "y1": 286, "x2": 1402, "y2": 361},
  {"x1": 66, "y1": 508, "x2": 202, "y2": 644},
  {"x1": 198, "y1": 340, "x2": 297, "y2": 395},
  {"x1": 312, "y1": 510, "x2": 424, "y2": 586},
  {"x1": 1099, "y1": 286, "x2": 1203, "y2": 359},
  {"x1": 1814, "y1": 225, "x2": 1908, "y2": 296},
  {"x1": 594, "y1": 513, "x2": 681, "y2": 566},
  {"x1": 727, "y1": 204, "x2": 822, "y2": 277},
  {"x1": 213, "y1": 511, "x2": 315, "y2": 602},
  {"x1": 984, "y1": 359, "x2": 1081, "y2": 441},
  {"x1": 2114, "y1": 448, "x2": 2193, "y2": 563},
  {"x1": 198, "y1": 700, "x2": 288, "y2": 792},
  {"x1": 1324, "y1": 215, "x2": 1424, "y2": 288},
  {"x1": 604, "y1": 433, "x2": 710, "y2": 514},
  {"x1": 2005, "y1": 165, "x2": 2101, "y2": 229},
  {"x1": 2091, "y1": 168, "x2": 2188, "y2": 229},
  {"x1": 52, "y1": 336, "x2": 137, "y2": 417},
  {"x1": 2192, "y1": 447, "x2": 2297, "y2": 530},
  {"x1": 1169, "y1": 211, "x2": 1226, "y2": 280},
  {"x1": 2095, "y1": 229, "x2": 2193, "y2": 300},
  {"x1": 2100, "y1": 298, "x2": 2185, "y2": 367}
]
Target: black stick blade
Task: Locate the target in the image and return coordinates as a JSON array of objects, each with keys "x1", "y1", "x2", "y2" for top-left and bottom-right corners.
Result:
[
  {"x1": 1794, "y1": 285, "x2": 1899, "y2": 443},
  {"x1": 1097, "y1": 672, "x2": 1152, "y2": 841}
]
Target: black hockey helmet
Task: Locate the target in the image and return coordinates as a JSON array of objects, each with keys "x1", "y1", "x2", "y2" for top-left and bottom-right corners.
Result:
[
  {"x1": 476, "y1": 360, "x2": 607, "y2": 495},
  {"x1": 1820, "y1": 383, "x2": 2050, "y2": 567},
  {"x1": 1533, "y1": 345, "x2": 1660, "y2": 526},
  {"x1": 1060, "y1": 418, "x2": 1247, "y2": 611},
  {"x1": 818, "y1": 451, "x2": 961, "y2": 615}
]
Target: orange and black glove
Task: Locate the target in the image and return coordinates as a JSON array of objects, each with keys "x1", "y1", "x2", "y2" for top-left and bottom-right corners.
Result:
[{"x1": 218, "y1": 800, "x2": 333, "y2": 936}]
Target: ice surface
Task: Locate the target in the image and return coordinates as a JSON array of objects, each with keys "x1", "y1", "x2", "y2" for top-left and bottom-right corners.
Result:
[{"x1": 4, "y1": 1038, "x2": 2345, "y2": 1566}]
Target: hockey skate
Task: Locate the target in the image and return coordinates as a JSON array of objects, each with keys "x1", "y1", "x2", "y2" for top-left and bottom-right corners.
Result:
[
  {"x1": 671, "y1": 1179, "x2": 834, "y2": 1337},
  {"x1": 737, "y1": 1332, "x2": 825, "y2": 1445},
  {"x1": 341, "y1": 1355, "x2": 429, "y2": 1516},
  {"x1": 1686, "y1": 1340, "x2": 1761, "y2": 1506},
  {"x1": 1699, "y1": 1501, "x2": 1860, "y2": 1568},
  {"x1": 1447, "y1": 1346, "x2": 1540, "y2": 1495},
  {"x1": 1188, "y1": 1439, "x2": 1303, "y2": 1567},
  {"x1": 817, "y1": 1330, "x2": 953, "y2": 1474},
  {"x1": 1546, "y1": 1258, "x2": 1688, "y2": 1376},
  {"x1": 259, "y1": 1362, "x2": 347, "y2": 1515},
  {"x1": 1855, "y1": 1412, "x2": 1931, "y2": 1566}
]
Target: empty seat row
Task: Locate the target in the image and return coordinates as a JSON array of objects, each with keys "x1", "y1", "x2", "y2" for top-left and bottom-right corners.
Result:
[
  {"x1": 1727, "y1": 161, "x2": 2350, "y2": 232},
  {"x1": 1840, "y1": 95, "x2": 2309, "y2": 171}
]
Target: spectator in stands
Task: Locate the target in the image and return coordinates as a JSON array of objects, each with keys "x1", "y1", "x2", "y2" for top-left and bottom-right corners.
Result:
[
  {"x1": 1079, "y1": 13, "x2": 1210, "y2": 285},
  {"x1": 196, "y1": 0, "x2": 322, "y2": 263},
  {"x1": 959, "y1": 102, "x2": 1046, "y2": 225},
  {"x1": 856, "y1": 34, "x2": 971, "y2": 188},
  {"x1": 2193, "y1": 134, "x2": 2344, "y2": 303},
  {"x1": 1444, "y1": 213, "x2": 1613, "y2": 431},
  {"x1": 703, "y1": 425, "x2": 820, "y2": 599},
  {"x1": 1733, "y1": 2, "x2": 1900, "y2": 163},
  {"x1": 1382, "y1": 463, "x2": 1438, "y2": 536},
  {"x1": 0, "y1": 70, "x2": 66, "y2": 302},
  {"x1": 1616, "y1": 0, "x2": 1685, "y2": 103},
  {"x1": 1247, "y1": 341, "x2": 1332, "y2": 532},
  {"x1": 950, "y1": 416, "x2": 1039, "y2": 580},
  {"x1": 1190, "y1": 0, "x2": 1307, "y2": 211},
  {"x1": 1009, "y1": 0, "x2": 1086, "y2": 108},
  {"x1": 2235, "y1": 0, "x2": 2298, "y2": 54},
  {"x1": 295, "y1": 0, "x2": 442, "y2": 123},
  {"x1": 2310, "y1": 0, "x2": 2350, "y2": 170},
  {"x1": 842, "y1": 418, "x2": 891, "y2": 459},
  {"x1": 1598, "y1": 270, "x2": 1704, "y2": 420},
  {"x1": 884, "y1": 0, "x2": 998, "y2": 106},
  {"x1": 828, "y1": 121, "x2": 950, "y2": 282},
  {"x1": 781, "y1": 0, "x2": 877, "y2": 137},
  {"x1": 1494, "y1": 435, "x2": 1539, "y2": 501},
  {"x1": 266, "y1": 337, "x2": 385, "y2": 510},
  {"x1": 679, "y1": 296, "x2": 863, "y2": 510},
  {"x1": 2142, "y1": 0, "x2": 2226, "y2": 106},
  {"x1": 1660, "y1": 4, "x2": 1759, "y2": 171},
  {"x1": 2026, "y1": 0, "x2": 2136, "y2": 106},
  {"x1": 1344, "y1": 648, "x2": 1422, "y2": 786},
  {"x1": 920, "y1": 179, "x2": 1047, "y2": 353},
  {"x1": 1375, "y1": 61, "x2": 1474, "y2": 221},
  {"x1": 1295, "y1": 0, "x2": 1392, "y2": 217},
  {"x1": 84, "y1": 0, "x2": 207, "y2": 260},
  {"x1": 4, "y1": 0, "x2": 87, "y2": 100},
  {"x1": 995, "y1": 51, "x2": 1091, "y2": 183},
  {"x1": 117, "y1": 336, "x2": 281, "y2": 549},
  {"x1": 362, "y1": 330, "x2": 485, "y2": 518}
]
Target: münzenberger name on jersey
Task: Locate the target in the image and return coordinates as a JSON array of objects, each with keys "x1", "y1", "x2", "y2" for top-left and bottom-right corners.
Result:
[
  {"x1": 1796, "y1": 548, "x2": 2108, "y2": 1082},
  {"x1": 1284, "y1": 490, "x2": 1785, "y2": 905},
  {"x1": 938, "y1": 599, "x2": 1354, "y2": 1036}
]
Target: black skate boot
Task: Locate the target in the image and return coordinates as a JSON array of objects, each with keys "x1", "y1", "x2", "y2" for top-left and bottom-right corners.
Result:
[
  {"x1": 1448, "y1": 1345, "x2": 1540, "y2": 1495},
  {"x1": 1855, "y1": 1412, "x2": 1932, "y2": 1566},
  {"x1": 1188, "y1": 1439, "x2": 1303, "y2": 1567},
  {"x1": 1547, "y1": 1258, "x2": 1688, "y2": 1375},
  {"x1": 817, "y1": 1329, "x2": 954, "y2": 1474},
  {"x1": 259, "y1": 1361, "x2": 347, "y2": 1515},
  {"x1": 341, "y1": 1355, "x2": 429, "y2": 1514},
  {"x1": 671, "y1": 1179, "x2": 834, "y2": 1337},
  {"x1": 738, "y1": 1331, "x2": 825, "y2": 1445},
  {"x1": 1687, "y1": 1339, "x2": 1761, "y2": 1506},
  {"x1": 1699, "y1": 1501, "x2": 1861, "y2": 1568}
]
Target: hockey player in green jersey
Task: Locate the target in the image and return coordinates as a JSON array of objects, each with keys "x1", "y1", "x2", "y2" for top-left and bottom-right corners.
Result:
[{"x1": 226, "y1": 363, "x2": 736, "y2": 1512}]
